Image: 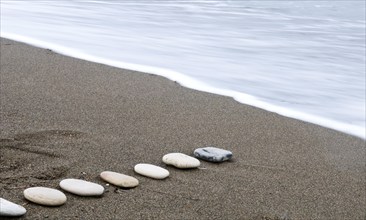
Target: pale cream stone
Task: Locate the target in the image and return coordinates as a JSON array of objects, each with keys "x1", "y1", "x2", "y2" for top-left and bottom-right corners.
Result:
[
  {"x1": 100, "y1": 171, "x2": 139, "y2": 188},
  {"x1": 162, "y1": 153, "x2": 200, "y2": 169},
  {"x1": 134, "y1": 163, "x2": 169, "y2": 179},
  {"x1": 59, "y1": 179, "x2": 104, "y2": 196},
  {"x1": 0, "y1": 198, "x2": 27, "y2": 217},
  {"x1": 24, "y1": 187, "x2": 67, "y2": 206}
]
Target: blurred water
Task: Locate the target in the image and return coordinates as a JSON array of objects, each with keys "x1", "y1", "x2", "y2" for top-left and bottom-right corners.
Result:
[{"x1": 1, "y1": 0, "x2": 365, "y2": 138}]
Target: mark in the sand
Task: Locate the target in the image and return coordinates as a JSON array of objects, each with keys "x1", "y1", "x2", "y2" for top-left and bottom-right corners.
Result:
[
  {"x1": 34, "y1": 165, "x2": 70, "y2": 180},
  {"x1": 0, "y1": 130, "x2": 84, "y2": 184},
  {"x1": 114, "y1": 188, "x2": 129, "y2": 194},
  {"x1": 13, "y1": 130, "x2": 85, "y2": 142},
  {"x1": 1, "y1": 143, "x2": 60, "y2": 158},
  {"x1": 0, "y1": 138, "x2": 15, "y2": 142}
]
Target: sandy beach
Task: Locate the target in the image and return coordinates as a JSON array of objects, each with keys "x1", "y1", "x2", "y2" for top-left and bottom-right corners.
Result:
[{"x1": 0, "y1": 38, "x2": 365, "y2": 219}]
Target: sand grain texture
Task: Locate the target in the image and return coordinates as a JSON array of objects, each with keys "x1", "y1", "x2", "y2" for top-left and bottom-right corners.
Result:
[{"x1": 0, "y1": 38, "x2": 365, "y2": 219}]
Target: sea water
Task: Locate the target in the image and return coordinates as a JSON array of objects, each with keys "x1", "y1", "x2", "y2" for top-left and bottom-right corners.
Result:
[{"x1": 1, "y1": 0, "x2": 365, "y2": 139}]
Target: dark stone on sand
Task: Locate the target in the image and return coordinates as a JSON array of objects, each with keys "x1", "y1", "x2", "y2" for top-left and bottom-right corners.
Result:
[{"x1": 193, "y1": 147, "x2": 232, "y2": 162}]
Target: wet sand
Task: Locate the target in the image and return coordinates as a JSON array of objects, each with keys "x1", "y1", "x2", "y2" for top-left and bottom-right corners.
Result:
[{"x1": 1, "y1": 38, "x2": 365, "y2": 219}]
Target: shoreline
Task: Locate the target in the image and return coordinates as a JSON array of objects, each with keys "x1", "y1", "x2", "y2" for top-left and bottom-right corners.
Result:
[
  {"x1": 1, "y1": 33, "x2": 364, "y2": 139},
  {"x1": 1, "y1": 38, "x2": 365, "y2": 219}
]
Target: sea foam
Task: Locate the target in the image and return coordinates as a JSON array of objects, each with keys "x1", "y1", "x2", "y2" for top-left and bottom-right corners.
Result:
[{"x1": 1, "y1": 0, "x2": 365, "y2": 139}]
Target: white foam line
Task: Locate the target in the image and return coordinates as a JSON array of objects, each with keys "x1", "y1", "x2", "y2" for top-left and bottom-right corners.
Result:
[{"x1": 2, "y1": 32, "x2": 365, "y2": 140}]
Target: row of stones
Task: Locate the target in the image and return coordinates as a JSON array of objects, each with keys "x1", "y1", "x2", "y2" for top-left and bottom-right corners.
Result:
[{"x1": 0, "y1": 147, "x2": 232, "y2": 217}]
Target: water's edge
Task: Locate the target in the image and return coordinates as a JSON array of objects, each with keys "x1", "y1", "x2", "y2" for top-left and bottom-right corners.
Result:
[{"x1": 2, "y1": 33, "x2": 365, "y2": 140}]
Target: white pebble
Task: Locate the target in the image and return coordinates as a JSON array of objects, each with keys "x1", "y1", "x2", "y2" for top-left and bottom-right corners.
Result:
[
  {"x1": 0, "y1": 198, "x2": 27, "y2": 217},
  {"x1": 24, "y1": 187, "x2": 67, "y2": 206},
  {"x1": 60, "y1": 179, "x2": 104, "y2": 196},
  {"x1": 100, "y1": 171, "x2": 139, "y2": 188},
  {"x1": 134, "y1": 163, "x2": 169, "y2": 179},
  {"x1": 162, "y1": 153, "x2": 200, "y2": 169}
]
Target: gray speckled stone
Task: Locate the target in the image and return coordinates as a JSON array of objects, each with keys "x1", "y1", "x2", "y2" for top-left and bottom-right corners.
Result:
[{"x1": 194, "y1": 147, "x2": 232, "y2": 162}]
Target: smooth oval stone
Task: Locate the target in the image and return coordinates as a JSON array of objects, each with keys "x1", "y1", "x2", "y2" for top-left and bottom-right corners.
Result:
[
  {"x1": 134, "y1": 163, "x2": 169, "y2": 179},
  {"x1": 0, "y1": 198, "x2": 27, "y2": 217},
  {"x1": 24, "y1": 187, "x2": 66, "y2": 206},
  {"x1": 60, "y1": 179, "x2": 104, "y2": 196},
  {"x1": 100, "y1": 171, "x2": 139, "y2": 188},
  {"x1": 162, "y1": 153, "x2": 200, "y2": 169},
  {"x1": 194, "y1": 147, "x2": 233, "y2": 162}
]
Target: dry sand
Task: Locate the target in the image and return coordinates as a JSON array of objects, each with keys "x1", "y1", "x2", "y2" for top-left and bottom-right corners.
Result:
[{"x1": 0, "y1": 38, "x2": 365, "y2": 220}]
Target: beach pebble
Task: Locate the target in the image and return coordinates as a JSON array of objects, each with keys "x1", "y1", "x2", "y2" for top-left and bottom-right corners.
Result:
[
  {"x1": 60, "y1": 179, "x2": 104, "y2": 196},
  {"x1": 194, "y1": 147, "x2": 232, "y2": 162},
  {"x1": 0, "y1": 198, "x2": 27, "y2": 217},
  {"x1": 162, "y1": 153, "x2": 200, "y2": 169},
  {"x1": 24, "y1": 187, "x2": 67, "y2": 206},
  {"x1": 100, "y1": 171, "x2": 139, "y2": 188},
  {"x1": 134, "y1": 163, "x2": 169, "y2": 179}
]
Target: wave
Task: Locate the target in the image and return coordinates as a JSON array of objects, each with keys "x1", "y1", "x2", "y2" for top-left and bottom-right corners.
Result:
[{"x1": 2, "y1": 32, "x2": 364, "y2": 139}]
